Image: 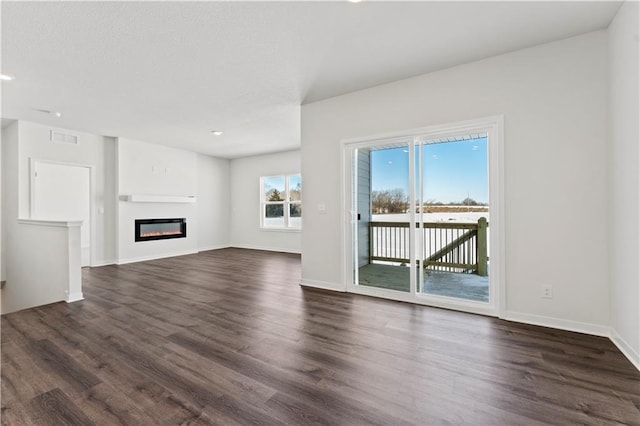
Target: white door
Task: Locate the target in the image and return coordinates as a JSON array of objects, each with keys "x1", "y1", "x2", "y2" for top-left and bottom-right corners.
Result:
[{"x1": 32, "y1": 161, "x2": 91, "y2": 266}]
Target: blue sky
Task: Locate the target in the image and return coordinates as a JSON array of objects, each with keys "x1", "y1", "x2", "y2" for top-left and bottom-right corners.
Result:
[{"x1": 370, "y1": 137, "x2": 488, "y2": 204}]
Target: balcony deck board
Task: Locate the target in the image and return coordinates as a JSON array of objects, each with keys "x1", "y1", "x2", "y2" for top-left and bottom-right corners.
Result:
[{"x1": 358, "y1": 263, "x2": 489, "y2": 302}]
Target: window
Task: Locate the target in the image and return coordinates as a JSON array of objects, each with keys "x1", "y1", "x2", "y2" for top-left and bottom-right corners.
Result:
[{"x1": 261, "y1": 174, "x2": 302, "y2": 229}]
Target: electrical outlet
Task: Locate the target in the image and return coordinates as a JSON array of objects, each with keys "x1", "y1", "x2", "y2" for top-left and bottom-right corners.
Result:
[{"x1": 542, "y1": 285, "x2": 553, "y2": 299}]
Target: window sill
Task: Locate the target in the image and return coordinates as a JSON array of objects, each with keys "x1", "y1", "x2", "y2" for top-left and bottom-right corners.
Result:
[{"x1": 260, "y1": 227, "x2": 301, "y2": 233}]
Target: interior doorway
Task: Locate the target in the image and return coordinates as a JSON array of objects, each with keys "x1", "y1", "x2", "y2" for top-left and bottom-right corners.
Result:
[
  {"x1": 31, "y1": 160, "x2": 93, "y2": 267},
  {"x1": 343, "y1": 116, "x2": 503, "y2": 317}
]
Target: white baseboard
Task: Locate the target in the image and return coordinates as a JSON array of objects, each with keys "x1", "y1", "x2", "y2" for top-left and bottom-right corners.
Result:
[
  {"x1": 91, "y1": 259, "x2": 117, "y2": 267},
  {"x1": 230, "y1": 244, "x2": 301, "y2": 254},
  {"x1": 198, "y1": 244, "x2": 231, "y2": 253},
  {"x1": 117, "y1": 250, "x2": 199, "y2": 265},
  {"x1": 66, "y1": 292, "x2": 84, "y2": 303},
  {"x1": 300, "y1": 279, "x2": 346, "y2": 292},
  {"x1": 610, "y1": 328, "x2": 640, "y2": 371},
  {"x1": 504, "y1": 310, "x2": 610, "y2": 337}
]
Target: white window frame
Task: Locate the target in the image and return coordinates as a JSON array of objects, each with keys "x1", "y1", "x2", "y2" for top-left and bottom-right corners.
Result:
[{"x1": 260, "y1": 174, "x2": 302, "y2": 230}]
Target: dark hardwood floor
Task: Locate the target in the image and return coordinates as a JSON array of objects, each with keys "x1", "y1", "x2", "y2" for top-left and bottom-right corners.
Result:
[{"x1": 2, "y1": 248, "x2": 639, "y2": 425}]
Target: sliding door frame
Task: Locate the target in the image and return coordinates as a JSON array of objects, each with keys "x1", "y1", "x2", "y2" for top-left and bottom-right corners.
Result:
[{"x1": 341, "y1": 115, "x2": 505, "y2": 318}]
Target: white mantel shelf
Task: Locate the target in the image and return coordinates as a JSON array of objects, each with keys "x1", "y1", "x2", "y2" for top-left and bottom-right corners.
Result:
[
  {"x1": 123, "y1": 194, "x2": 197, "y2": 203},
  {"x1": 18, "y1": 218, "x2": 83, "y2": 228}
]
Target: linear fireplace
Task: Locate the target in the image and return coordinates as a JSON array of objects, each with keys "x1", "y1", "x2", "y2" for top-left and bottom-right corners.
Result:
[{"x1": 135, "y1": 218, "x2": 186, "y2": 242}]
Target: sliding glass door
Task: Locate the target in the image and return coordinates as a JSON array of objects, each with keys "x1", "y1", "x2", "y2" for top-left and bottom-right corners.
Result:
[
  {"x1": 352, "y1": 140, "x2": 414, "y2": 294},
  {"x1": 416, "y1": 134, "x2": 490, "y2": 303},
  {"x1": 345, "y1": 117, "x2": 502, "y2": 316}
]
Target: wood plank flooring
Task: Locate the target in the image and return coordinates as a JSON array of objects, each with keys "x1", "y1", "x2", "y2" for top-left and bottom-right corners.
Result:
[{"x1": 2, "y1": 248, "x2": 639, "y2": 425}]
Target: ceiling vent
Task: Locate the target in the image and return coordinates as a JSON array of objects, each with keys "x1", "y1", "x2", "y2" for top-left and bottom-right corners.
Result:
[{"x1": 50, "y1": 130, "x2": 78, "y2": 145}]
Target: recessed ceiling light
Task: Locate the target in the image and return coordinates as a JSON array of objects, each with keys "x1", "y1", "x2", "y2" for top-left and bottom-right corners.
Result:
[
  {"x1": 348, "y1": 0, "x2": 363, "y2": 3},
  {"x1": 212, "y1": 131, "x2": 223, "y2": 136},
  {"x1": 0, "y1": 74, "x2": 15, "y2": 81}
]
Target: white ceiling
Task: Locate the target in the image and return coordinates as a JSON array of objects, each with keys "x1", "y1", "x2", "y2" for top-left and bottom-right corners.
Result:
[{"x1": 1, "y1": 1, "x2": 620, "y2": 159}]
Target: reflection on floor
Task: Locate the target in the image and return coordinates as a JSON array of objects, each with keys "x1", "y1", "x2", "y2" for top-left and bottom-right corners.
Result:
[{"x1": 358, "y1": 263, "x2": 489, "y2": 302}]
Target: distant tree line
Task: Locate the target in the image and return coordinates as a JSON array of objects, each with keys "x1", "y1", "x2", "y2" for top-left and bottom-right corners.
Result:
[
  {"x1": 426, "y1": 197, "x2": 488, "y2": 207},
  {"x1": 372, "y1": 189, "x2": 487, "y2": 214},
  {"x1": 372, "y1": 189, "x2": 408, "y2": 213},
  {"x1": 265, "y1": 183, "x2": 302, "y2": 218}
]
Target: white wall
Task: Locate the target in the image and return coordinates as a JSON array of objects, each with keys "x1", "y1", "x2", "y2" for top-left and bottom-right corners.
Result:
[
  {"x1": 16, "y1": 121, "x2": 116, "y2": 265},
  {"x1": 1, "y1": 121, "x2": 233, "y2": 312},
  {"x1": 197, "y1": 154, "x2": 231, "y2": 251},
  {"x1": 2, "y1": 220, "x2": 81, "y2": 314},
  {"x1": 1, "y1": 121, "x2": 84, "y2": 313},
  {"x1": 116, "y1": 138, "x2": 198, "y2": 263},
  {"x1": 230, "y1": 150, "x2": 301, "y2": 253},
  {"x1": 608, "y1": 1, "x2": 639, "y2": 368},
  {"x1": 1, "y1": 122, "x2": 19, "y2": 284},
  {"x1": 0, "y1": 123, "x2": 3, "y2": 283},
  {"x1": 301, "y1": 31, "x2": 609, "y2": 330},
  {"x1": 1, "y1": 122, "x2": 232, "y2": 270}
]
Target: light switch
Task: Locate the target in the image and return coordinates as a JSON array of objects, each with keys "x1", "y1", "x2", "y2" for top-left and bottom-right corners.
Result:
[{"x1": 318, "y1": 203, "x2": 327, "y2": 214}]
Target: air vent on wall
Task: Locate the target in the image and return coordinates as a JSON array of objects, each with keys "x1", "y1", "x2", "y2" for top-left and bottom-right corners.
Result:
[{"x1": 50, "y1": 130, "x2": 78, "y2": 145}]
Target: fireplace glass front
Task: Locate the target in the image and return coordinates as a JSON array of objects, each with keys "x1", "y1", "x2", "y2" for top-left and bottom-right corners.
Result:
[{"x1": 135, "y1": 218, "x2": 186, "y2": 242}]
